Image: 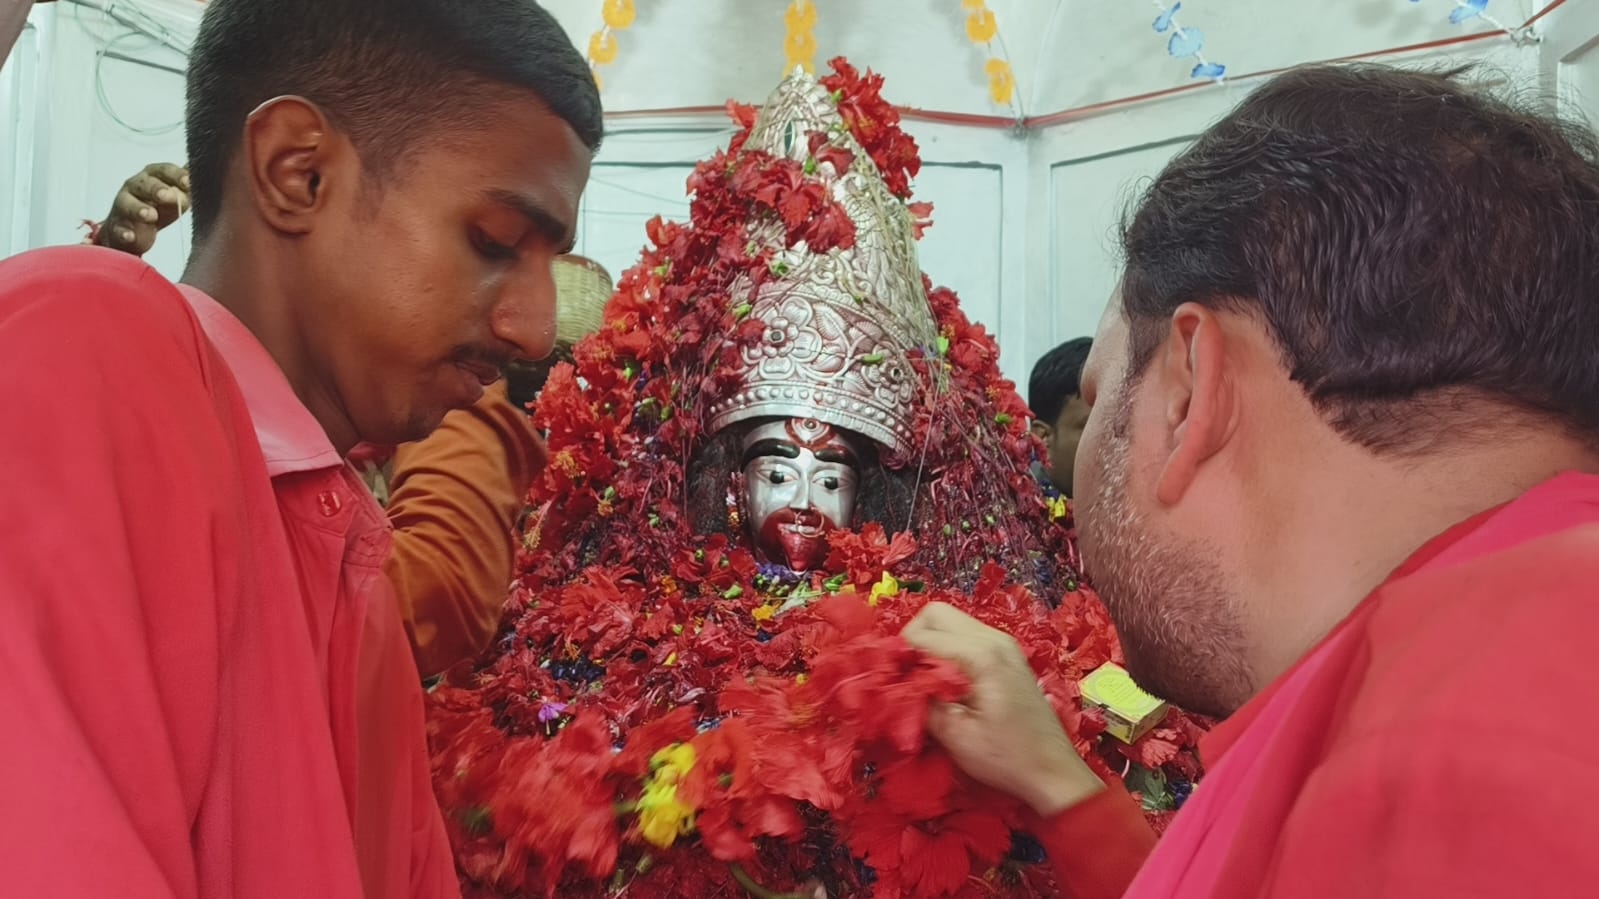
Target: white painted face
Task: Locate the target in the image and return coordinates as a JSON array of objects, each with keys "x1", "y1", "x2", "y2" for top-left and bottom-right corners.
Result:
[{"x1": 740, "y1": 418, "x2": 861, "y2": 571}]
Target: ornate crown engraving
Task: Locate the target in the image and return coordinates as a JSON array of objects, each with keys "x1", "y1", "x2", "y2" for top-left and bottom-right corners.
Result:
[{"x1": 706, "y1": 69, "x2": 939, "y2": 453}]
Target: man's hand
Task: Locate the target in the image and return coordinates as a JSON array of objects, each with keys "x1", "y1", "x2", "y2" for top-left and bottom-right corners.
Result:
[
  {"x1": 901, "y1": 602, "x2": 1106, "y2": 818},
  {"x1": 91, "y1": 163, "x2": 189, "y2": 256}
]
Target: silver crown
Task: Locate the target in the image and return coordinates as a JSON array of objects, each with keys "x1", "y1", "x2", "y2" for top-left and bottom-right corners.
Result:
[{"x1": 705, "y1": 68, "x2": 938, "y2": 453}]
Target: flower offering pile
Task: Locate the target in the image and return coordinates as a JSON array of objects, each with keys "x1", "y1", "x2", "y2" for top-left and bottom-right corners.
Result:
[{"x1": 427, "y1": 59, "x2": 1205, "y2": 899}]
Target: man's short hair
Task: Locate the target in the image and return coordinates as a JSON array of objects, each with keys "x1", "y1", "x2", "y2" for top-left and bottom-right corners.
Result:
[
  {"x1": 1029, "y1": 337, "x2": 1093, "y2": 425},
  {"x1": 1120, "y1": 63, "x2": 1599, "y2": 453},
  {"x1": 185, "y1": 0, "x2": 604, "y2": 240}
]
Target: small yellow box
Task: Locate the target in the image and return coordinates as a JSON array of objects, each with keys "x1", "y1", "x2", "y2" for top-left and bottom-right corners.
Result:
[{"x1": 1080, "y1": 662, "x2": 1169, "y2": 744}]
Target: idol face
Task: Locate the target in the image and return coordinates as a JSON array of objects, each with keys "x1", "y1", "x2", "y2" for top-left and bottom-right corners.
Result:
[{"x1": 740, "y1": 418, "x2": 861, "y2": 571}]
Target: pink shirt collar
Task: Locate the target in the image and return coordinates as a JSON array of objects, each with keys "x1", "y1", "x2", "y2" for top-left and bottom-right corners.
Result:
[{"x1": 177, "y1": 284, "x2": 343, "y2": 477}]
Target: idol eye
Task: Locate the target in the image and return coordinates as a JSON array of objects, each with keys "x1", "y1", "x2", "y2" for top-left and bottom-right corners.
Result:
[
  {"x1": 766, "y1": 471, "x2": 789, "y2": 485},
  {"x1": 821, "y1": 476, "x2": 841, "y2": 491}
]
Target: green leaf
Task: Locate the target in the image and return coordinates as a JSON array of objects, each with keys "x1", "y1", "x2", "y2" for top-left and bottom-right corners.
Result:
[
  {"x1": 860, "y1": 352, "x2": 885, "y2": 365},
  {"x1": 1125, "y1": 765, "x2": 1175, "y2": 812},
  {"x1": 733, "y1": 303, "x2": 753, "y2": 321},
  {"x1": 723, "y1": 584, "x2": 744, "y2": 599}
]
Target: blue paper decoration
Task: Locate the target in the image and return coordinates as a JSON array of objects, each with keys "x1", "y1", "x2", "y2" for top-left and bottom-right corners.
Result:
[{"x1": 1150, "y1": 2, "x2": 1226, "y2": 83}]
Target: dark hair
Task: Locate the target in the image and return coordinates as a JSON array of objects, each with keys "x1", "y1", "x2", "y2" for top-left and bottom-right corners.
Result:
[
  {"x1": 1028, "y1": 337, "x2": 1093, "y2": 425},
  {"x1": 185, "y1": 0, "x2": 603, "y2": 240},
  {"x1": 1120, "y1": 63, "x2": 1599, "y2": 452}
]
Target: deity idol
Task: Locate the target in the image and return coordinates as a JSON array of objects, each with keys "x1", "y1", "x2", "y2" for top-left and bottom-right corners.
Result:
[{"x1": 428, "y1": 61, "x2": 1204, "y2": 899}]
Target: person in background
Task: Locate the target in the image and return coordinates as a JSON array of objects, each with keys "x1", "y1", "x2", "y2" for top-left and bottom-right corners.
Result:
[
  {"x1": 0, "y1": 0, "x2": 601, "y2": 896},
  {"x1": 1027, "y1": 336, "x2": 1093, "y2": 497},
  {"x1": 92, "y1": 163, "x2": 613, "y2": 680},
  {"x1": 906, "y1": 63, "x2": 1599, "y2": 897}
]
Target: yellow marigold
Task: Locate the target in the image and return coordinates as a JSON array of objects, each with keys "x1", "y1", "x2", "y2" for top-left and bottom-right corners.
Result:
[
  {"x1": 751, "y1": 603, "x2": 776, "y2": 623},
  {"x1": 638, "y1": 743, "x2": 697, "y2": 848}
]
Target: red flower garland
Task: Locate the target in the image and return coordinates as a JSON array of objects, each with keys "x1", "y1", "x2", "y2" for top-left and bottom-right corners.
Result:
[{"x1": 427, "y1": 58, "x2": 1205, "y2": 898}]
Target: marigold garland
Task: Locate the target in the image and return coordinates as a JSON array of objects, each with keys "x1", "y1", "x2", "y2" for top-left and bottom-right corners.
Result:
[{"x1": 427, "y1": 58, "x2": 1205, "y2": 899}]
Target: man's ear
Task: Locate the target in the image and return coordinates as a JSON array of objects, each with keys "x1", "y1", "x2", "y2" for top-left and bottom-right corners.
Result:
[
  {"x1": 1153, "y1": 303, "x2": 1238, "y2": 506},
  {"x1": 1030, "y1": 420, "x2": 1052, "y2": 442},
  {"x1": 242, "y1": 96, "x2": 344, "y2": 236}
]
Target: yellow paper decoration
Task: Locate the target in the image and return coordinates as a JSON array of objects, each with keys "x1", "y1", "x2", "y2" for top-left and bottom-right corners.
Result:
[
  {"x1": 602, "y1": 0, "x2": 636, "y2": 29},
  {"x1": 965, "y1": 8, "x2": 998, "y2": 43},
  {"x1": 585, "y1": 0, "x2": 640, "y2": 93},
  {"x1": 783, "y1": 0, "x2": 818, "y2": 74},
  {"x1": 985, "y1": 57, "x2": 1015, "y2": 106},
  {"x1": 588, "y1": 30, "x2": 618, "y2": 65},
  {"x1": 961, "y1": 0, "x2": 1020, "y2": 116}
]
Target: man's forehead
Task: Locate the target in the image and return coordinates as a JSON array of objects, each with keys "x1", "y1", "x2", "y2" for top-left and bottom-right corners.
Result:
[{"x1": 1083, "y1": 289, "x2": 1129, "y2": 386}]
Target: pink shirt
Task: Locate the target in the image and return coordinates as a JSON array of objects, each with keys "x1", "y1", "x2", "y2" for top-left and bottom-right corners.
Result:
[
  {"x1": 0, "y1": 246, "x2": 458, "y2": 897},
  {"x1": 1124, "y1": 470, "x2": 1599, "y2": 898}
]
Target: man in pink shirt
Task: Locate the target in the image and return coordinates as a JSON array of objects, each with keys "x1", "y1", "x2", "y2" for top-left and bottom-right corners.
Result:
[
  {"x1": 0, "y1": 0, "x2": 598, "y2": 895},
  {"x1": 906, "y1": 65, "x2": 1599, "y2": 896}
]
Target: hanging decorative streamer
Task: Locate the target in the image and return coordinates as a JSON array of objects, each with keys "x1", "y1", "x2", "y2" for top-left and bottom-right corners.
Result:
[
  {"x1": 1408, "y1": 0, "x2": 1515, "y2": 32},
  {"x1": 783, "y1": 0, "x2": 818, "y2": 74},
  {"x1": 586, "y1": 0, "x2": 638, "y2": 91},
  {"x1": 1150, "y1": 2, "x2": 1226, "y2": 83},
  {"x1": 960, "y1": 0, "x2": 1022, "y2": 116}
]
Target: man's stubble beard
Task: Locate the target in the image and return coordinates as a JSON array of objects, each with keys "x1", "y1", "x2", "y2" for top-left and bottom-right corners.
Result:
[{"x1": 1076, "y1": 395, "x2": 1255, "y2": 719}]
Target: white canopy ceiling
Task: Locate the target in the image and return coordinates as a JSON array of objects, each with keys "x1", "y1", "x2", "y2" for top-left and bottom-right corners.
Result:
[
  {"x1": 540, "y1": 0, "x2": 1543, "y2": 119},
  {"x1": 86, "y1": 0, "x2": 1544, "y2": 121}
]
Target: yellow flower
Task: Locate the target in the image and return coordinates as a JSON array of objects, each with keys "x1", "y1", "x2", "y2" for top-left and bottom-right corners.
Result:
[
  {"x1": 552, "y1": 450, "x2": 580, "y2": 478},
  {"x1": 1047, "y1": 496, "x2": 1068, "y2": 521},
  {"x1": 869, "y1": 572, "x2": 900, "y2": 607},
  {"x1": 751, "y1": 603, "x2": 776, "y2": 623},
  {"x1": 664, "y1": 651, "x2": 678, "y2": 667},
  {"x1": 638, "y1": 743, "x2": 697, "y2": 848}
]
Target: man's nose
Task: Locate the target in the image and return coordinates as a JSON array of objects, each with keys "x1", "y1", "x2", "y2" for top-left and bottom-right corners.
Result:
[{"x1": 490, "y1": 259, "x2": 559, "y2": 362}]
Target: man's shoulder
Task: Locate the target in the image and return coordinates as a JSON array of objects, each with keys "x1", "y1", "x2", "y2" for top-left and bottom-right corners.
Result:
[
  {"x1": 0, "y1": 245, "x2": 203, "y2": 348},
  {"x1": 1343, "y1": 522, "x2": 1599, "y2": 742}
]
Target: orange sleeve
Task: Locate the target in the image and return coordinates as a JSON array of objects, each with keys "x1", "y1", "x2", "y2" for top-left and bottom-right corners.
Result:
[
  {"x1": 1033, "y1": 788, "x2": 1157, "y2": 899},
  {"x1": 384, "y1": 382, "x2": 546, "y2": 679}
]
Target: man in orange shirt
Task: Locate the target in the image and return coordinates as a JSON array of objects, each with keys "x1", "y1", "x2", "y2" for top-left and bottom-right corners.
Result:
[
  {"x1": 906, "y1": 64, "x2": 1599, "y2": 896},
  {"x1": 0, "y1": 0, "x2": 600, "y2": 896}
]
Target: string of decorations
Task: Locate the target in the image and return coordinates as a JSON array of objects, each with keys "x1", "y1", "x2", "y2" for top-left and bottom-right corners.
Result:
[
  {"x1": 1410, "y1": 0, "x2": 1515, "y2": 32},
  {"x1": 1150, "y1": 2, "x2": 1227, "y2": 83},
  {"x1": 585, "y1": 0, "x2": 638, "y2": 92},
  {"x1": 782, "y1": 0, "x2": 817, "y2": 74},
  {"x1": 960, "y1": 0, "x2": 1023, "y2": 118}
]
